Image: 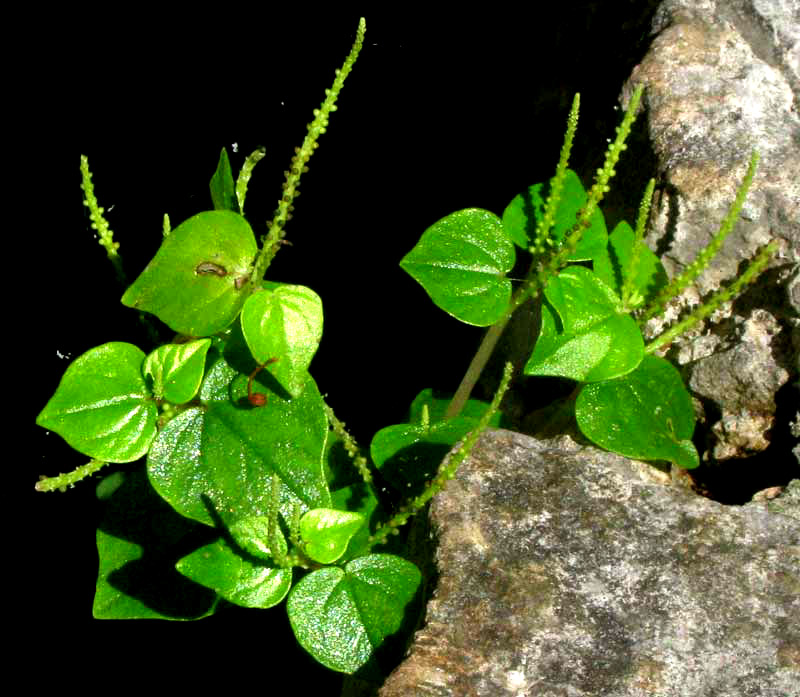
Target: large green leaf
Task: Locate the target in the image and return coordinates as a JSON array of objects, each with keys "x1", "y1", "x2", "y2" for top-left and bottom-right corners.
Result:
[
  {"x1": 592, "y1": 221, "x2": 668, "y2": 309},
  {"x1": 407, "y1": 388, "x2": 503, "y2": 426},
  {"x1": 147, "y1": 355, "x2": 331, "y2": 529},
  {"x1": 286, "y1": 554, "x2": 421, "y2": 674},
  {"x1": 400, "y1": 208, "x2": 515, "y2": 326},
  {"x1": 240, "y1": 283, "x2": 323, "y2": 397},
  {"x1": 502, "y1": 169, "x2": 607, "y2": 261},
  {"x1": 142, "y1": 339, "x2": 211, "y2": 404},
  {"x1": 575, "y1": 354, "x2": 698, "y2": 468},
  {"x1": 93, "y1": 470, "x2": 217, "y2": 620},
  {"x1": 36, "y1": 342, "x2": 157, "y2": 462},
  {"x1": 121, "y1": 210, "x2": 257, "y2": 336},
  {"x1": 525, "y1": 267, "x2": 644, "y2": 382}
]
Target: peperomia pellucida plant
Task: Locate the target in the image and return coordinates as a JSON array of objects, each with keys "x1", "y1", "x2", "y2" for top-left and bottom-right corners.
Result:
[{"x1": 35, "y1": 17, "x2": 777, "y2": 680}]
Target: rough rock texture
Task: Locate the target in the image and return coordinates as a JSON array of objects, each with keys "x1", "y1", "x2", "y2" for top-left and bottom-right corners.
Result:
[
  {"x1": 379, "y1": 430, "x2": 800, "y2": 697},
  {"x1": 626, "y1": 0, "x2": 799, "y2": 462}
]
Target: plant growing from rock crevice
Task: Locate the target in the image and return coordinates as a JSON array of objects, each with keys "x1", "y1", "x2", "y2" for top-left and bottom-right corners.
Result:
[{"x1": 35, "y1": 16, "x2": 776, "y2": 681}]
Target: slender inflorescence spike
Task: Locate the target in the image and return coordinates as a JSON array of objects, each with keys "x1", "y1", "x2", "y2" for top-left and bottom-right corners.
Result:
[
  {"x1": 251, "y1": 18, "x2": 366, "y2": 283},
  {"x1": 236, "y1": 147, "x2": 267, "y2": 214},
  {"x1": 544, "y1": 84, "x2": 643, "y2": 278},
  {"x1": 645, "y1": 240, "x2": 777, "y2": 354},
  {"x1": 641, "y1": 151, "x2": 760, "y2": 322},
  {"x1": 323, "y1": 402, "x2": 372, "y2": 484},
  {"x1": 80, "y1": 155, "x2": 125, "y2": 283},
  {"x1": 530, "y1": 93, "x2": 580, "y2": 255},
  {"x1": 35, "y1": 459, "x2": 109, "y2": 492},
  {"x1": 622, "y1": 177, "x2": 655, "y2": 310}
]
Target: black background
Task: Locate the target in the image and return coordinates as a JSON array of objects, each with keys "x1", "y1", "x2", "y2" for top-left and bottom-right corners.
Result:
[{"x1": 22, "y1": 7, "x2": 662, "y2": 691}]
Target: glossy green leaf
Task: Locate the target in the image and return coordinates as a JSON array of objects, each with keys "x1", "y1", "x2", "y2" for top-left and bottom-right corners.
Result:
[
  {"x1": 575, "y1": 354, "x2": 699, "y2": 468},
  {"x1": 329, "y1": 482, "x2": 383, "y2": 562},
  {"x1": 502, "y1": 169, "x2": 607, "y2": 261},
  {"x1": 287, "y1": 554, "x2": 421, "y2": 674},
  {"x1": 147, "y1": 356, "x2": 331, "y2": 529},
  {"x1": 209, "y1": 147, "x2": 238, "y2": 212},
  {"x1": 592, "y1": 221, "x2": 668, "y2": 309},
  {"x1": 36, "y1": 342, "x2": 157, "y2": 462},
  {"x1": 143, "y1": 339, "x2": 211, "y2": 404},
  {"x1": 400, "y1": 208, "x2": 515, "y2": 326},
  {"x1": 228, "y1": 515, "x2": 285, "y2": 561},
  {"x1": 524, "y1": 267, "x2": 644, "y2": 382},
  {"x1": 93, "y1": 470, "x2": 217, "y2": 619},
  {"x1": 176, "y1": 534, "x2": 292, "y2": 609},
  {"x1": 121, "y1": 210, "x2": 257, "y2": 336},
  {"x1": 299, "y1": 508, "x2": 366, "y2": 564},
  {"x1": 241, "y1": 283, "x2": 323, "y2": 397}
]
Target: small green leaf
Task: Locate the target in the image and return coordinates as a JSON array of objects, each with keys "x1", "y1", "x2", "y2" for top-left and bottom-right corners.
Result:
[
  {"x1": 143, "y1": 339, "x2": 211, "y2": 403},
  {"x1": 121, "y1": 210, "x2": 257, "y2": 336},
  {"x1": 299, "y1": 508, "x2": 366, "y2": 564},
  {"x1": 502, "y1": 170, "x2": 607, "y2": 260},
  {"x1": 287, "y1": 554, "x2": 421, "y2": 674},
  {"x1": 209, "y1": 147, "x2": 238, "y2": 212},
  {"x1": 524, "y1": 267, "x2": 644, "y2": 382},
  {"x1": 37, "y1": 342, "x2": 157, "y2": 462},
  {"x1": 400, "y1": 208, "x2": 515, "y2": 326},
  {"x1": 241, "y1": 283, "x2": 323, "y2": 397},
  {"x1": 176, "y1": 535, "x2": 292, "y2": 609},
  {"x1": 575, "y1": 354, "x2": 698, "y2": 468},
  {"x1": 592, "y1": 221, "x2": 668, "y2": 308},
  {"x1": 329, "y1": 482, "x2": 383, "y2": 562}
]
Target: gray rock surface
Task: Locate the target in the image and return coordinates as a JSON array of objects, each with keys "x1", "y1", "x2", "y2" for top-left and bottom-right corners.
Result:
[
  {"x1": 627, "y1": 0, "x2": 799, "y2": 462},
  {"x1": 379, "y1": 430, "x2": 800, "y2": 697}
]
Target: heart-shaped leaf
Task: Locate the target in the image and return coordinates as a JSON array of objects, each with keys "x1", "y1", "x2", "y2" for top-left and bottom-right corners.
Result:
[
  {"x1": 121, "y1": 210, "x2": 257, "y2": 336},
  {"x1": 176, "y1": 532, "x2": 292, "y2": 609},
  {"x1": 143, "y1": 339, "x2": 211, "y2": 404},
  {"x1": 37, "y1": 342, "x2": 157, "y2": 462},
  {"x1": 502, "y1": 169, "x2": 607, "y2": 260},
  {"x1": 524, "y1": 267, "x2": 643, "y2": 382},
  {"x1": 287, "y1": 554, "x2": 421, "y2": 674},
  {"x1": 240, "y1": 283, "x2": 323, "y2": 397},
  {"x1": 400, "y1": 208, "x2": 515, "y2": 326},
  {"x1": 575, "y1": 354, "x2": 698, "y2": 468},
  {"x1": 147, "y1": 355, "x2": 331, "y2": 529},
  {"x1": 592, "y1": 221, "x2": 668, "y2": 309},
  {"x1": 299, "y1": 508, "x2": 366, "y2": 564}
]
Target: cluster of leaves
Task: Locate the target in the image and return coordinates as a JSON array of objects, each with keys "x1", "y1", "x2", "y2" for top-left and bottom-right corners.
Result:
[
  {"x1": 401, "y1": 91, "x2": 776, "y2": 470},
  {"x1": 36, "y1": 19, "x2": 513, "y2": 679}
]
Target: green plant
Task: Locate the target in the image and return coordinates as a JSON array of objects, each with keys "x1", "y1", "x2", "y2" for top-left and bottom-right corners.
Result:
[
  {"x1": 36, "y1": 19, "x2": 510, "y2": 680},
  {"x1": 35, "y1": 18, "x2": 775, "y2": 683},
  {"x1": 401, "y1": 90, "x2": 776, "y2": 470}
]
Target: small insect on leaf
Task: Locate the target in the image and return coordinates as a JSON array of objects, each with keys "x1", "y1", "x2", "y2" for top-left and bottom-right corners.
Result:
[
  {"x1": 195, "y1": 261, "x2": 228, "y2": 277},
  {"x1": 247, "y1": 357, "x2": 279, "y2": 407}
]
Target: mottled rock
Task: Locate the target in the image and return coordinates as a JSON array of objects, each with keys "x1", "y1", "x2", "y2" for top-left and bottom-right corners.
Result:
[
  {"x1": 627, "y1": 0, "x2": 799, "y2": 462},
  {"x1": 379, "y1": 430, "x2": 800, "y2": 697}
]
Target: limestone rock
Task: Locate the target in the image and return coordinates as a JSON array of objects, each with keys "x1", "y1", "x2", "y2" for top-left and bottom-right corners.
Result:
[
  {"x1": 627, "y1": 0, "x2": 799, "y2": 462},
  {"x1": 379, "y1": 430, "x2": 800, "y2": 697}
]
